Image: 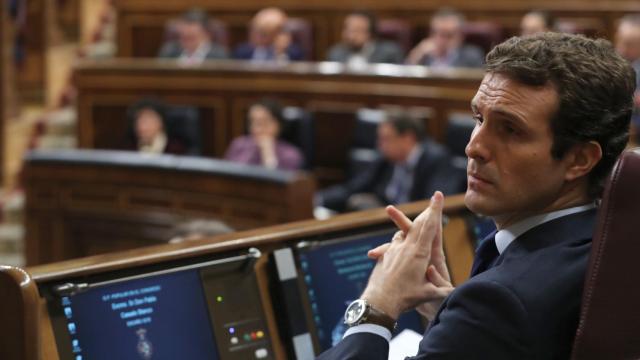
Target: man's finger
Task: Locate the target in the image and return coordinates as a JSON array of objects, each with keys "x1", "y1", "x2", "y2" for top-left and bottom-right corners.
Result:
[
  {"x1": 391, "y1": 230, "x2": 405, "y2": 243},
  {"x1": 368, "y1": 243, "x2": 391, "y2": 259},
  {"x1": 386, "y1": 205, "x2": 412, "y2": 234},
  {"x1": 427, "y1": 265, "x2": 452, "y2": 287},
  {"x1": 415, "y1": 192, "x2": 444, "y2": 247}
]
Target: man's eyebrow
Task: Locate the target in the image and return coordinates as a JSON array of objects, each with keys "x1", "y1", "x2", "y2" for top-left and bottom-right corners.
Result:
[{"x1": 490, "y1": 107, "x2": 528, "y2": 127}]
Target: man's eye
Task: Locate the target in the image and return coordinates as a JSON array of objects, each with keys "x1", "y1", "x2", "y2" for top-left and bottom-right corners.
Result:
[
  {"x1": 472, "y1": 114, "x2": 483, "y2": 124},
  {"x1": 503, "y1": 124, "x2": 517, "y2": 135}
]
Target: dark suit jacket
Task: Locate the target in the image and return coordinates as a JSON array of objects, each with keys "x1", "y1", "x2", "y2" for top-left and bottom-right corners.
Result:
[
  {"x1": 232, "y1": 42, "x2": 304, "y2": 61},
  {"x1": 327, "y1": 40, "x2": 404, "y2": 64},
  {"x1": 317, "y1": 209, "x2": 596, "y2": 359},
  {"x1": 157, "y1": 41, "x2": 228, "y2": 60},
  {"x1": 421, "y1": 44, "x2": 485, "y2": 68},
  {"x1": 319, "y1": 140, "x2": 464, "y2": 211}
]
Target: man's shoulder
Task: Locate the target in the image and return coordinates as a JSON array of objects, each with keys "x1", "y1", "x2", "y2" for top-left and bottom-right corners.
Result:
[
  {"x1": 418, "y1": 139, "x2": 449, "y2": 160},
  {"x1": 233, "y1": 43, "x2": 254, "y2": 59},
  {"x1": 466, "y1": 210, "x2": 595, "y2": 317},
  {"x1": 205, "y1": 43, "x2": 229, "y2": 59},
  {"x1": 327, "y1": 43, "x2": 350, "y2": 61},
  {"x1": 158, "y1": 41, "x2": 181, "y2": 58},
  {"x1": 460, "y1": 44, "x2": 485, "y2": 57},
  {"x1": 373, "y1": 40, "x2": 402, "y2": 54}
]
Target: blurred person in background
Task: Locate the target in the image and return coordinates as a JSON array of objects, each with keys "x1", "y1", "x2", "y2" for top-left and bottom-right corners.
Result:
[
  {"x1": 233, "y1": 7, "x2": 303, "y2": 62},
  {"x1": 126, "y1": 98, "x2": 188, "y2": 155},
  {"x1": 225, "y1": 99, "x2": 304, "y2": 170},
  {"x1": 327, "y1": 11, "x2": 404, "y2": 66},
  {"x1": 406, "y1": 8, "x2": 484, "y2": 68},
  {"x1": 158, "y1": 9, "x2": 228, "y2": 64},
  {"x1": 317, "y1": 113, "x2": 461, "y2": 212},
  {"x1": 615, "y1": 14, "x2": 640, "y2": 140},
  {"x1": 520, "y1": 10, "x2": 555, "y2": 36}
]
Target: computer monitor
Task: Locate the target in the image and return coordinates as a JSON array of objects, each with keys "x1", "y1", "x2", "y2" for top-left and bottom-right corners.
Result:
[
  {"x1": 43, "y1": 250, "x2": 273, "y2": 360},
  {"x1": 272, "y1": 228, "x2": 425, "y2": 356}
]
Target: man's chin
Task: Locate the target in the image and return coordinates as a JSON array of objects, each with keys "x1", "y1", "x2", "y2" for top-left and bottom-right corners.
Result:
[{"x1": 464, "y1": 190, "x2": 494, "y2": 216}]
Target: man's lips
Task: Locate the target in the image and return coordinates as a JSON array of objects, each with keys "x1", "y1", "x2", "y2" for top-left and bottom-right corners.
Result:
[{"x1": 467, "y1": 172, "x2": 493, "y2": 185}]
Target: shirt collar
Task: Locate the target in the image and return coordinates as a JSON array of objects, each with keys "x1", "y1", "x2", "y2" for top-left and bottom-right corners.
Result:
[{"x1": 494, "y1": 202, "x2": 597, "y2": 254}]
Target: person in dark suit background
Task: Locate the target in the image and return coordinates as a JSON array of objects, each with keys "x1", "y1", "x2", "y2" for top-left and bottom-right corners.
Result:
[
  {"x1": 406, "y1": 8, "x2": 484, "y2": 68},
  {"x1": 317, "y1": 114, "x2": 462, "y2": 212},
  {"x1": 233, "y1": 7, "x2": 303, "y2": 62},
  {"x1": 327, "y1": 11, "x2": 404, "y2": 66},
  {"x1": 158, "y1": 9, "x2": 228, "y2": 64},
  {"x1": 318, "y1": 32, "x2": 634, "y2": 359}
]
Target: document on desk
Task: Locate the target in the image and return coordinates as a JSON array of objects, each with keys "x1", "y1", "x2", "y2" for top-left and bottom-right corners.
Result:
[{"x1": 389, "y1": 329, "x2": 422, "y2": 360}]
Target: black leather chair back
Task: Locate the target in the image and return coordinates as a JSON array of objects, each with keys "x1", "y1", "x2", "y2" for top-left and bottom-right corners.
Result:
[{"x1": 281, "y1": 106, "x2": 314, "y2": 169}]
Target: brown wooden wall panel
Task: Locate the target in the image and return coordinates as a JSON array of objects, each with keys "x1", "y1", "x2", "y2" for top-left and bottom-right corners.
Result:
[
  {"x1": 2, "y1": 193, "x2": 475, "y2": 360},
  {"x1": 23, "y1": 150, "x2": 316, "y2": 266},
  {"x1": 74, "y1": 59, "x2": 483, "y2": 184},
  {"x1": 114, "y1": 0, "x2": 640, "y2": 60}
]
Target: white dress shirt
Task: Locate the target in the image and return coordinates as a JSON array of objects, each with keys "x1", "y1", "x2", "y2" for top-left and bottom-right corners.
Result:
[{"x1": 343, "y1": 202, "x2": 597, "y2": 342}]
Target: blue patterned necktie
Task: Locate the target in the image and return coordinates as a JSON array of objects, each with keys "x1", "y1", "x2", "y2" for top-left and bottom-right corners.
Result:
[{"x1": 469, "y1": 230, "x2": 499, "y2": 277}]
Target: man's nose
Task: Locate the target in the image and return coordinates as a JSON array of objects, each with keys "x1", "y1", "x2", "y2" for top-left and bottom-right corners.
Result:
[{"x1": 465, "y1": 124, "x2": 490, "y2": 163}]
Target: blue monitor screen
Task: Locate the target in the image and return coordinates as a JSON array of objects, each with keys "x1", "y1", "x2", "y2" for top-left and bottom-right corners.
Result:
[
  {"x1": 298, "y1": 230, "x2": 425, "y2": 351},
  {"x1": 58, "y1": 269, "x2": 219, "y2": 360}
]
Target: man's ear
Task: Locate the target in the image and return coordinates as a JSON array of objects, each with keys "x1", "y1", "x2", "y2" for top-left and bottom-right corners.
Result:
[{"x1": 564, "y1": 141, "x2": 602, "y2": 182}]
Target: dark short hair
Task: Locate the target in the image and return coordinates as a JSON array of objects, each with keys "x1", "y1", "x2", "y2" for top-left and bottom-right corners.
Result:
[
  {"x1": 127, "y1": 97, "x2": 167, "y2": 128},
  {"x1": 485, "y1": 32, "x2": 635, "y2": 198},
  {"x1": 249, "y1": 98, "x2": 285, "y2": 133},
  {"x1": 181, "y1": 8, "x2": 209, "y2": 29},
  {"x1": 347, "y1": 10, "x2": 377, "y2": 36},
  {"x1": 384, "y1": 112, "x2": 426, "y2": 141},
  {"x1": 525, "y1": 10, "x2": 555, "y2": 30}
]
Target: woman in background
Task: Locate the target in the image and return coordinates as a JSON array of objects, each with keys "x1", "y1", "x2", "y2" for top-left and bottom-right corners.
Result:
[
  {"x1": 126, "y1": 98, "x2": 187, "y2": 155},
  {"x1": 225, "y1": 99, "x2": 303, "y2": 170}
]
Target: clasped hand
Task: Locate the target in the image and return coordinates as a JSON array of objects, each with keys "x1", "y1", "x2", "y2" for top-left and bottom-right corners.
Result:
[{"x1": 361, "y1": 191, "x2": 455, "y2": 321}]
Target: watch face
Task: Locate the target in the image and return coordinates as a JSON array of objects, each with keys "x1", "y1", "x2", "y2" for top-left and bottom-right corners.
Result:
[{"x1": 344, "y1": 299, "x2": 367, "y2": 325}]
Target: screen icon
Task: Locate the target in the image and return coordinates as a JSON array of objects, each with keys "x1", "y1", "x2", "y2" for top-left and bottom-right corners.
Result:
[{"x1": 64, "y1": 307, "x2": 73, "y2": 319}]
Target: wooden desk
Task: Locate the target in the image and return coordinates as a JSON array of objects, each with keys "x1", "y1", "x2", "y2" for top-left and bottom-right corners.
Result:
[
  {"x1": 23, "y1": 149, "x2": 315, "y2": 266},
  {"x1": 114, "y1": 0, "x2": 640, "y2": 60},
  {"x1": 1, "y1": 194, "x2": 475, "y2": 360},
  {"x1": 74, "y1": 58, "x2": 483, "y2": 183}
]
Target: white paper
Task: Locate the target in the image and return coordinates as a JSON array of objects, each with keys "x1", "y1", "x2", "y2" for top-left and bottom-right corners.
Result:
[{"x1": 388, "y1": 329, "x2": 423, "y2": 360}]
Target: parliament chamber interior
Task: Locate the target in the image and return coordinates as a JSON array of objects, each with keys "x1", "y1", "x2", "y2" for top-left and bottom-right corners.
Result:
[{"x1": 0, "y1": 0, "x2": 639, "y2": 359}]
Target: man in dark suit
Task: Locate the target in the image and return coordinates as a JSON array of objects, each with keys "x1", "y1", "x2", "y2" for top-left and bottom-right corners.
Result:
[
  {"x1": 233, "y1": 7, "x2": 304, "y2": 62},
  {"x1": 318, "y1": 32, "x2": 635, "y2": 359},
  {"x1": 158, "y1": 9, "x2": 228, "y2": 64},
  {"x1": 317, "y1": 114, "x2": 463, "y2": 212},
  {"x1": 406, "y1": 8, "x2": 484, "y2": 68},
  {"x1": 327, "y1": 11, "x2": 404, "y2": 66}
]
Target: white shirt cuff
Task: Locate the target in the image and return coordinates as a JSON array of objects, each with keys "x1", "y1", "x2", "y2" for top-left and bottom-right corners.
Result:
[{"x1": 343, "y1": 323, "x2": 392, "y2": 342}]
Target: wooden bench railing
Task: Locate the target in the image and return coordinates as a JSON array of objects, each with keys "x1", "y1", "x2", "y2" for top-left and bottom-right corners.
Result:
[{"x1": 23, "y1": 149, "x2": 316, "y2": 265}]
